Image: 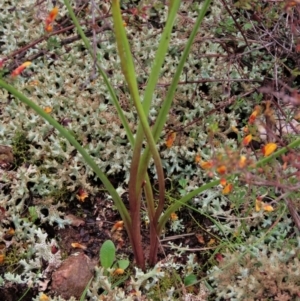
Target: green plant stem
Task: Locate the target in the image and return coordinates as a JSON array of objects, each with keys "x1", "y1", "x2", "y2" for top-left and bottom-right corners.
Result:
[
  {"x1": 112, "y1": 0, "x2": 145, "y2": 269},
  {"x1": 158, "y1": 179, "x2": 220, "y2": 234},
  {"x1": 63, "y1": 0, "x2": 134, "y2": 146},
  {"x1": 137, "y1": 0, "x2": 212, "y2": 197},
  {"x1": 112, "y1": 0, "x2": 175, "y2": 268},
  {"x1": 128, "y1": 0, "x2": 181, "y2": 265},
  {"x1": 0, "y1": 79, "x2": 132, "y2": 234},
  {"x1": 131, "y1": 0, "x2": 181, "y2": 201}
]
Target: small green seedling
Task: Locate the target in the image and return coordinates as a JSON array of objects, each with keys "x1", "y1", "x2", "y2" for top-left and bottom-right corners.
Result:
[
  {"x1": 184, "y1": 274, "x2": 198, "y2": 287},
  {"x1": 178, "y1": 178, "x2": 188, "y2": 196},
  {"x1": 100, "y1": 240, "x2": 129, "y2": 275}
]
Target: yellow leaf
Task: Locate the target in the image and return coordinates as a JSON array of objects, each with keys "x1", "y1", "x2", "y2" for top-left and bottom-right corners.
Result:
[
  {"x1": 262, "y1": 204, "x2": 274, "y2": 212},
  {"x1": 170, "y1": 212, "x2": 178, "y2": 221},
  {"x1": 255, "y1": 197, "x2": 274, "y2": 212},
  {"x1": 39, "y1": 293, "x2": 49, "y2": 301},
  {"x1": 255, "y1": 198, "x2": 262, "y2": 212},
  {"x1": 43, "y1": 106, "x2": 52, "y2": 114},
  {"x1": 262, "y1": 143, "x2": 277, "y2": 157}
]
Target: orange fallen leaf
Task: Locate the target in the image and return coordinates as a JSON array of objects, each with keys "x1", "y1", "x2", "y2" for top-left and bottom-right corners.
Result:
[
  {"x1": 220, "y1": 178, "x2": 227, "y2": 187},
  {"x1": 165, "y1": 131, "x2": 176, "y2": 148},
  {"x1": 113, "y1": 268, "x2": 125, "y2": 275},
  {"x1": 231, "y1": 126, "x2": 239, "y2": 134},
  {"x1": 263, "y1": 204, "x2": 274, "y2": 212},
  {"x1": 11, "y1": 61, "x2": 31, "y2": 77},
  {"x1": 71, "y1": 242, "x2": 87, "y2": 250},
  {"x1": 45, "y1": 6, "x2": 59, "y2": 32},
  {"x1": 45, "y1": 24, "x2": 53, "y2": 32},
  {"x1": 216, "y1": 165, "x2": 227, "y2": 175},
  {"x1": 48, "y1": 6, "x2": 59, "y2": 21},
  {"x1": 43, "y1": 106, "x2": 52, "y2": 114},
  {"x1": 249, "y1": 105, "x2": 261, "y2": 124},
  {"x1": 242, "y1": 134, "x2": 252, "y2": 146},
  {"x1": 0, "y1": 254, "x2": 5, "y2": 264},
  {"x1": 255, "y1": 198, "x2": 262, "y2": 212},
  {"x1": 195, "y1": 234, "x2": 205, "y2": 244},
  {"x1": 238, "y1": 155, "x2": 247, "y2": 168},
  {"x1": 111, "y1": 221, "x2": 124, "y2": 232},
  {"x1": 222, "y1": 183, "x2": 233, "y2": 195},
  {"x1": 255, "y1": 198, "x2": 274, "y2": 212},
  {"x1": 170, "y1": 212, "x2": 178, "y2": 221},
  {"x1": 7, "y1": 228, "x2": 15, "y2": 236},
  {"x1": 200, "y1": 160, "x2": 213, "y2": 170},
  {"x1": 249, "y1": 111, "x2": 258, "y2": 124},
  {"x1": 207, "y1": 238, "x2": 216, "y2": 246},
  {"x1": 262, "y1": 143, "x2": 277, "y2": 157},
  {"x1": 195, "y1": 154, "x2": 201, "y2": 164},
  {"x1": 76, "y1": 188, "x2": 88, "y2": 202}
]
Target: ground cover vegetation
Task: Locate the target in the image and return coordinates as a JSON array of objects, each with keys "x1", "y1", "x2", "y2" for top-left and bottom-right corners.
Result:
[{"x1": 0, "y1": 0, "x2": 300, "y2": 300}]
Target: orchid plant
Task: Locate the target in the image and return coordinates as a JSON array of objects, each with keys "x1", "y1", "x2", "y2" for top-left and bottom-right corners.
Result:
[{"x1": 0, "y1": 0, "x2": 299, "y2": 270}]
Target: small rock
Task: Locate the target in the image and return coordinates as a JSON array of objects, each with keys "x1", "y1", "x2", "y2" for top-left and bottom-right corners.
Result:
[{"x1": 51, "y1": 253, "x2": 95, "y2": 299}]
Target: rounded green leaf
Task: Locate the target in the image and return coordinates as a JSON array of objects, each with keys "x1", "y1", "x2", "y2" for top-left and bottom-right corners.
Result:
[
  {"x1": 117, "y1": 259, "x2": 130, "y2": 270},
  {"x1": 100, "y1": 240, "x2": 116, "y2": 268},
  {"x1": 184, "y1": 274, "x2": 197, "y2": 286}
]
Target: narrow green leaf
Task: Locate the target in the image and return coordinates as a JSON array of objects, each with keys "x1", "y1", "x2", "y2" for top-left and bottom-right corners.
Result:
[
  {"x1": 79, "y1": 277, "x2": 93, "y2": 301},
  {"x1": 0, "y1": 79, "x2": 132, "y2": 232}
]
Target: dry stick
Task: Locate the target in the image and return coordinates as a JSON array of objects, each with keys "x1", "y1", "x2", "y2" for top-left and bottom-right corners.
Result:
[
  {"x1": 3, "y1": 14, "x2": 112, "y2": 71},
  {"x1": 219, "y1": 0, "x2": 250, "y2": 50},
  {"x1": 159, "y1": 233, "x2": 195, "y2": 242},
  {"x1": 4, "y1": 25, "x2": 112, "y2": 77},
  {"x1": 170, "y1": 89, "x2": 257, "y2": 134},
  {"x1": 284, "y1": 197, "x2": 300, "y2": 231},
  {"x1": 244, "y1": 177, "x2": 300, "y2": 192},
  {"x1": 160, "y1": 245, "x2": 216, "y2": 252},
  {"x1": 155, "y1": 78, "x2": 262, "y2": 87}
]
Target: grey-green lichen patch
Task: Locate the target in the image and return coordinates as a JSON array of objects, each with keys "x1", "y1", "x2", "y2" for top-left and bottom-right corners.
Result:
[{"x1": 208, "y1": 237, "x2": 300, "y2": 300}]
